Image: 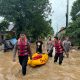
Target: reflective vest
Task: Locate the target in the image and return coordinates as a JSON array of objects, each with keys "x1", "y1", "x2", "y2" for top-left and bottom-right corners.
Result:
[
  {"x1": 17, "y1": 39, "x2": 29, "y2": 56},
  {"x1": 54, "y1": 40, "x2": 63, "y2": 53}
]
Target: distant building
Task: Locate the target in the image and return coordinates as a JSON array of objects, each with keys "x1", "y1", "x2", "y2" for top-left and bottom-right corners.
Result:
[
  {"x1": 6, "y1": 22, "x2": 15, "y2": 31},
  {"x1": 0, "y1": 22, "x2": 15, "y2": 43},
  {"x1": 56, "y1": 27, "x2": 66, "y2": 40}
]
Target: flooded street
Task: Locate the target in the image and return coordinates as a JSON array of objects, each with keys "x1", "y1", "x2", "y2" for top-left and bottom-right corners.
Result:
[
  {"x1": 0, "y1": 45, "x2": 80, "y2": 80},
  {"x1": 0, "y1": 0, "x2": 79, "y2": 79}
]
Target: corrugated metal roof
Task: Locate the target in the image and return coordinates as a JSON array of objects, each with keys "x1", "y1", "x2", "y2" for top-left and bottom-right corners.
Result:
[{"x1": 6, "y1": 22, "x2": 14, "y2": 31}]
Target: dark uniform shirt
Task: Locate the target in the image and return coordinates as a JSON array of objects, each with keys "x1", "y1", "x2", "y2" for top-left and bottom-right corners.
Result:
[{"x1": 36, "y1": 41, "x2": 43, "y2": 53}]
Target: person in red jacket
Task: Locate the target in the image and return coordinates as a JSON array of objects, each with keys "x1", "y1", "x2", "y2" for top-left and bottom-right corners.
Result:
[
  {"x1": 13, "y1": 32, "x2": 32, "y2": 76},
  {"x1": 54, "y1": 37, "x2": 64, "y2": 65}
]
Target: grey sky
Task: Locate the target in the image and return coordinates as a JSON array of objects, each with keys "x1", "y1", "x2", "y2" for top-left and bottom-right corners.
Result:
[{"x1": 49, "y1": 0, "x2": 76, "y2": 33}]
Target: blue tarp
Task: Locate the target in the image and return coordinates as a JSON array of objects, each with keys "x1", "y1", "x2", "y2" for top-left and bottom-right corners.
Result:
[{"x1": 10, "y1": 38, "x2": 17, "y2": 45}]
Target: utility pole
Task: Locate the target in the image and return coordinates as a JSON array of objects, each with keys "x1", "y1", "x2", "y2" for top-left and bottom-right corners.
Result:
[
  {"x1": 66, "y1": 0, "x2": 69, "y2": 27},
  {"x1": 56, "y1": 24, "x2": 58, "y2": 33}
]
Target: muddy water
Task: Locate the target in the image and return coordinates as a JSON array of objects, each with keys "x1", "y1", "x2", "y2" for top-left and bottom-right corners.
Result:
[{"x1": 0, "y1": 45, "x2": 80, "y2": 80}]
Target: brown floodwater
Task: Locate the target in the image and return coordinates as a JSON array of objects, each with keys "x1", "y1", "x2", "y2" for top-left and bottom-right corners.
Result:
[{"x1": 0, "y1": 44, "x2": 80, "y2": 80}]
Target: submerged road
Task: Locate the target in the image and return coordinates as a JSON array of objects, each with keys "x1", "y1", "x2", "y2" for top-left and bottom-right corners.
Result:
[{"x1": 0, "y1": 44, "x2": 80, "y2": 80}]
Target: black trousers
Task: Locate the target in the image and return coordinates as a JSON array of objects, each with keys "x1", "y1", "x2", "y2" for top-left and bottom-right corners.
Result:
[
  {"x1": 54, "y1": 53, "x2": 63, "y2": 65},
  {"x1": 36, "y1": 48, "x2": 42, "y2": 53},
  {"x1": 47, "y1": 49, "x2": 53, "y2": 57},
  {"x1": 18, "y1": 55, "x2": 28, "y2": 75}
]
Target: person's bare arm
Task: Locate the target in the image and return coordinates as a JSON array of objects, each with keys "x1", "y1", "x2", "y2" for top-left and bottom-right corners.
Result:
[
  {"x1": 62, "y1": 41, "x2": 65, "y2": 51},
  {"x1": 69, "y1": 41, "x2": 72, "y2": 50},
  {"x1": 13, "y1": 42, "x2": 17, "y2": 61},
  {"x1": 28, "y1": 43, "x2": 32, "y2": 59}
]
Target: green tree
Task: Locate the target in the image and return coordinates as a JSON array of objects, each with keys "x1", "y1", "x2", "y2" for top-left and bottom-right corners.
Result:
[
  {"x1": 0, "y1": 19, "x2": 9, "y2": 31},
  {"x1": 65, "y1": 20, "x2": 80, "y2": 45},
  {"x1": 0, "y1": 0, "x2": 53, "y2": 39},
  {"x1": 64, "y1": 0, "x2": 80, "y2": 46},
  {"x1": 71, "y1": 0, "x2": 80, "y2": 20}
]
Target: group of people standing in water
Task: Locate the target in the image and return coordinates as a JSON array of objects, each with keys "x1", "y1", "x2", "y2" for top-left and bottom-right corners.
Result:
[
  {"x1": 47, "y1": 36, "x2": 71, "y2": 64},
  {"x1": 13, "y1": 32, "x2": 71, "y2": 76}
]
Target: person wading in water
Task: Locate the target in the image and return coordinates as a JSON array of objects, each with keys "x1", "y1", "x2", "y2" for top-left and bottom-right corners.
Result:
[
  {"x1": 63, "y1": 37, "x2": 71, "y2": 58},
  {"x1": 54, "y1": 37, "x2": 64, "y2": 65},
  {"x1": 36, "y1": 37, "x2": 43, "y2": 54},
  {"x1": 13, "y1": 33, "x2": 32, "y2": 76},
  {"x1": 47, "y1": 36, "x2": 53, "y2": 57}
]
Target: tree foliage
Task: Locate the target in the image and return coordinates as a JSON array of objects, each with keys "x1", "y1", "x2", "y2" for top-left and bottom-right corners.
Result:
[
  {"x1": 0, "y1": 19, "x2": 9, "y2": 31},
  {"x1": 0, "y1": 0, "x2": 53, "y2": 39},
  {"x1": 65, "y1": 0, "x2": 80, "y2": 46},
  {"x1": 71, "y1": 0, "x2": 80, "y2": 20}
]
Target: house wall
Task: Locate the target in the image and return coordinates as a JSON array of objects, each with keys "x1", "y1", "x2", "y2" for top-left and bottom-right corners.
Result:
[{"x1": 57, "y1": 29, "x2": 66, "y2": 40}]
